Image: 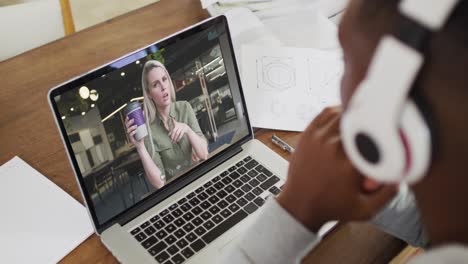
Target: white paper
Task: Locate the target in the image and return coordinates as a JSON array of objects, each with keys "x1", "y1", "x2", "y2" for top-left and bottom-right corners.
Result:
[
  {"x1": 0, "y1": 157, "x2": 93, "y2": 264},
  {"x1": 242, "y1": 45, "x2": 343, "y2": 131}
]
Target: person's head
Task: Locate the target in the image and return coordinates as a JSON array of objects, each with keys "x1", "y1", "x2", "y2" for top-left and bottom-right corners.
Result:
[
  {"x1": 141, "y1": 60, "x2": 176, "y2": 122},
  {"x1": 340, "y1": 0, "x2": 468, "y2": 245}
]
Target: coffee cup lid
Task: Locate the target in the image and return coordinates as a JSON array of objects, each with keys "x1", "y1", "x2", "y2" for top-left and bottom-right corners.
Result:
[{"x1": 124, "y1": 101, "x2": 142, "y2": 116}]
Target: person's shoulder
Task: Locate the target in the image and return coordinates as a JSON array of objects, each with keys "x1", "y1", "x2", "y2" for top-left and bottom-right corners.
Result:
[{"x1": 174, "y1": 100, "x2": 193, "y2": 111}]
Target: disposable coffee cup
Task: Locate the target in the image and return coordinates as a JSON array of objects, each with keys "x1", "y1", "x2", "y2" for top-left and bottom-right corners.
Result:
[{"x1": 124, "y1": 102, "x2": 148, "y2": 141}]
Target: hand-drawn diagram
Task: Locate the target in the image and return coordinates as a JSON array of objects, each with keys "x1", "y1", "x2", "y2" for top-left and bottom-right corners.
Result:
[
  {"x1": 257, "y1": 56, "x2": 296, "y2": 91},
  {"x1": 307, "y1": 57, "x2": 343, "y2": 106}
]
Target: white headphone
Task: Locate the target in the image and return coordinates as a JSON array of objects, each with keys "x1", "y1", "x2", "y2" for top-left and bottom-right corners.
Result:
[{"x1": 341, "y1": 0, "x2": 460, "y2": 184}]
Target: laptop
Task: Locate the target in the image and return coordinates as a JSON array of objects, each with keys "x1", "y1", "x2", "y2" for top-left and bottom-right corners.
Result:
[{"x1": 48, "y1": 15, "x2": 288, "y2": 264}]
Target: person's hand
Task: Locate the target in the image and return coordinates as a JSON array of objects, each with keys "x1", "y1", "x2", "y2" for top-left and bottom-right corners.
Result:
[
  {"x1": 125, "y1": 117, "x2": 145, "y2": 150},
  {"x1": 169, "y1": 117, "x2": 190, "y2": 143},
  {"x1": 277, "y1": 106, "x2": 398, "y2": 232}
]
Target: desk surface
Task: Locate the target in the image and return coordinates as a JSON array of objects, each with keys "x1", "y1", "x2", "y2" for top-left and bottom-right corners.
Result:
[{"x1": 0, "y1": 0, "x2": 405, "y2": 262}]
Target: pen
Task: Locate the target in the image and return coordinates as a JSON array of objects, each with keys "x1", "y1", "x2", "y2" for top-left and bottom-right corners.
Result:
[{"x1": 272, "y1": 134, "x2": 295, "y2": 153}]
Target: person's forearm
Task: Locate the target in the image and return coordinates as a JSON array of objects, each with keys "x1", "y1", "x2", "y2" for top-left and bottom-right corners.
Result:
[
  {"x1": 186, "y1": 129, "x2": 208, "y2": 160},
  {"x1": 136, "y1": 145, "x2": 165, "y2": 188}
]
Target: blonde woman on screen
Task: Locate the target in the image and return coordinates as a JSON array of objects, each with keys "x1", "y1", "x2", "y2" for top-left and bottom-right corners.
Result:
[{"x1": 126, "y1": 60, "x2": 208, "y2": 189}]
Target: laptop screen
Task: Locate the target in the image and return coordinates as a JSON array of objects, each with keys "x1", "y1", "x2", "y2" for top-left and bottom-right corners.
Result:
[{"x1": 49, "y1": 16, "x2": 251, "y2": 230}]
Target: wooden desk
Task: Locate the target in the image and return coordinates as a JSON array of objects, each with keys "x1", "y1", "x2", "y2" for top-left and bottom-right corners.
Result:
[{"x1": 0, "y1": 0, "x2": 405, "y2": 262}]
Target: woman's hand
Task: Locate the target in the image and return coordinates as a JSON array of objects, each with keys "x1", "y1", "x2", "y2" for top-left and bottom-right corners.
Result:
[
  {"x1": 277, "y1": 106, "x2": 398, "y2": 232},
  {"x1": 169, "y1": 117, "x2": 191, "y2": 143},
  {"x1": 125, "y1": 117, "x2": 145, "y2": 150}
]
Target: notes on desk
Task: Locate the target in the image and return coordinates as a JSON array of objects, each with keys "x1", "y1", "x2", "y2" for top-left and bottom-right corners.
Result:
[
  {"x1": 0, "y1": 157, "x2": 93, "y2": 264},
  {"x1": 242, "y1": 45, "x2": 343, "y2": 131}
]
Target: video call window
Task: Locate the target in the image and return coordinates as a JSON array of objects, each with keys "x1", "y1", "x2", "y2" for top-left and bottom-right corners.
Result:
[{"x1": 53, "y1": 22, "x2": 249, "y2": 224}]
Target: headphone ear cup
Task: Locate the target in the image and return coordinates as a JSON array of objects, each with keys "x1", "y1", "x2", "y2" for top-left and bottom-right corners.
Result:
[{"x1": 399, "y1": 100, "x2": 432, "y2": 183}]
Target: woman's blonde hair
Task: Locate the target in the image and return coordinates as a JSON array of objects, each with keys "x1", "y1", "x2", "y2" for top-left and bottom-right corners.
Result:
[{"x1": 141, "y1": 60, "x2": 176, "y2": 157}]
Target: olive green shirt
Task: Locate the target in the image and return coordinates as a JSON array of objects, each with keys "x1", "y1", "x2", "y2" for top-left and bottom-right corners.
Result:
[{"x1": 144, "y1": 101, "x2": 205, "y2": 182}]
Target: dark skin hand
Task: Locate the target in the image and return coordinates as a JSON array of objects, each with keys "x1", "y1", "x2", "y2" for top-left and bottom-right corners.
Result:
[{"x1": 277, "y1": 106, "x2": 398, "y2": 233}]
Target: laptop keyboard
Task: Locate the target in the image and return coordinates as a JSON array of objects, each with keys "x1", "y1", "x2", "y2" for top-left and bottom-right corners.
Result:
[{"x1": 129, "y1": 156, "x2": 284, "y2": 264}]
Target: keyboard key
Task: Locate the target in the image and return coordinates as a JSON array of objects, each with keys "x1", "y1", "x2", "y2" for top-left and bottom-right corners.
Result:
[
  {"x1": 142, "y1": 236, "x2": 158, "y2": 249},
  {"x1": 228, "y1": 166, "x2": 236, "y2": 172},
  {"x1": 214, "y1": 182, "x2": 225, "y2": 190},
  {"x1": 220, "y1": 171, "x2": 229, "y2": 177},
  {"x1": 183, "y1": 212, "x2": 195, "y2": 222},
  {"x1": 176, "y1": 238, "x2": 188, "y2": 249},
  {"x1": 255, "y1": 165, "x2": 273, "y2": 177},
  {"x1": 174, "y1": 218, "x2": 186, "y2": 228},
  {"x1": 243, "y1": 156, "x2": 252, "y2": 162},
  {"x1": 229, "y1": 171, "x2": 240, "y2": 180},
  {"x1": 236, "y1": 197, "x2": 248, "y2": 207},
  {"x1": 224, "y1": 185, "x2": 235, "y2": 193},
  {"x1": 150, "y1": 215, "x2": 160, "y2": 223},
  {"x1": 200, "y1": 201, "x2": 211, "y2": 210},
  {"x1": 183, "y1": 223, "x2": 195, "y2": 232},
  {"x1": 180, "y1": 203, "x2": 192, "y2": 212},
  {"x1": 203, "y1": 220, "x2": 214, "y2": 230},
  {"x1": 163, "y1": 214, "x2": 175, "y2": 224},
  {"x1": 233, "y1": 189, "x2": 245, "y2": 198},
  {"x1": 148, "y1": 241, "x2": 167, "y2": 256},
  {"x1": 269, "y1": 186, "x2": 281, "y2": 195},
  {"x1": 256, "y1": 173, "x2": 267, "y2": 182},
  {"x1": 249, "y1": 178, "x2": 260, "y2": 187},
  {"x1": 154, "y1": 220, "x2": 166, "y2": 229},
  {"x1": 197, "y1": 192, "x2": 208, "y2": 201},
  {"x1": 247, "y1": 170, "x2": 259, "y2": 178},
  {"x1": 209, "y1": 205, "x2": 220, "y2": 215},
  {"x1": 217, "y1": 200, "x2": 229, "y2": 209},
  {"x1": 160, "y1": 209, "x2": 170, "y2": 217},
  {"x1": 252, "y1": 187, "x2": 263, "y2": 196},
  {"x1": 202, "y1": 210, "x2": 248, "y2": 243},
  {"x1": 237, "y1": 167, "x2": 247, "y2": 175},
  {"x1": 232, "y1": 180, "x2": 243, "y2": 188},
  {"x1": 195, "y1": 186, "x2": 204, "y2": 193},
  {"x1": 165, "y1": 224, "x2": 176, "y2": 233},
  {"x1": 171, "y1": 253, "x2": 185, "y2": 264},
  {"x1": 244, "y1": 192, "x2": 255, "y2": 201},
  {"x1": 187, "y1": 192, "x2": 196, "y2": 199},
  {"x1": 203, "y1": 181, "x2": 213, "y2": 188},
  {"x1": 212, "y1": 214, "x2": 223, "y2": 224},
  {"x1": 220, "y1": 209, "x2": 232, "y2": 218},
  {"x1": 206, "y1": 187, "x2": 216, "y2": 195},
  {"x1": 131, "y1": 227, "x2": 141, "y2": 235},
  {"x1": 172, "y1": 208, "x2": 183, "y2": 218},
  {"x1": 208, "y1": 196, "x2": 220, "y2": 204},
  {"x1": 241, "y1": 184, "x2": 252, "y2": 193},
  {"x1": 185, "y1": 232, "x2": 197, "y2": 242},
  {"x1": 254, "y1": 197, "x2": 265, "y2": 207},
  {"x1": 216, "y1": 189, "x2": 228, "y2": 198},
  {"x1": 164, "y1": 260, "x2": 174, "y2": 264},
  {"x1": 260, "y1": 175, "x2": 280, "y2": 190},
  {"x1": 191, "y1": 206, "x2": 203, "y2": 215},
  {"x1": 225, "y1": 194, "x2": 236, "y2": 203},
  {"x1": 228, "y1": 203, "x2": 240, "y2": 212},
  {"x1": 181, "y1": 247, "x2": 195, "y2": 259},
  {"x1": 174, "y1": 229, "x2": 186, "y2": 239},
  {"x1": 240, "y1": 175, "x2": 250, "y2": 183},
  {"x1": 222, "y1": 177, "x2": 233, "y2": 185},
  {"x1": 145, "y1": 226, "x2": 156, "y2": 236},
  {"x1": 169, "y1": 204, "x2": 178, "y2": 210},
  {"x1": 200, "y1": 211, "x2": 212, "y2": 220},
  {"x1": 190, "y1": 239, "x2": 206, "y2": 252},
  {"x1": 135, "y1": 232, "x2": 147, "y2": 242},
  {"x1": 244, "y1": 159, "x2": 258, "y2": 170},
  {"x1": 167, "y1": 245, "x2": 179, "y2": 255},
  {"x1": 155, "y1": 251, "x2": 170, "y2": 263},
  {"x1": 164, "y1": 235, "x2": 176, "y2": 245},
  {"x1": 194, "y1": 226, "x2": 207, "y2": 236},
  {"x1": 189, "y1": 197, "x2": 201, "y2": 207},
  {"x1": 177, "y1": 198, "x2": 187, "y2": 205},
  {"x1": 156, "y1": 230, "x2": 168, "y2": 239},
  {"x1": 192, "y1": 216, "x2": 203, "y2": 226},
  {"x1": 244, "y1": 203, "x2": 259, "y2": 214},
  {"x1": 141, "y1": 221, "x2": 151, "y2": 229},
  {"x1": 236, "y1": 160, "x2": 245, "y2": 167}
]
